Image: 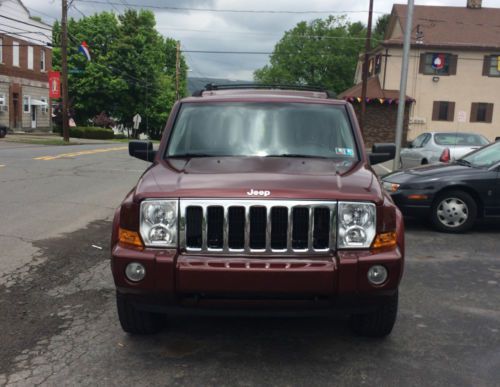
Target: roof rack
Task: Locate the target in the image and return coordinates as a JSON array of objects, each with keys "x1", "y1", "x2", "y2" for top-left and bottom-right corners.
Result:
[{"x1": 192, "y1": 83, "x2": 337, "y2": 98}]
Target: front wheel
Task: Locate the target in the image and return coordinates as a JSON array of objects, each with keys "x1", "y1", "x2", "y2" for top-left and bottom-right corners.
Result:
[
  {"x1": 431, "y1": 190, "x2": 477, "y2": 233},
  {"x1": 0, "y1": 128, "x2": 6, "y2": 138},
  {"x1": 350, "y1": 291, "x2": 398, "y2": 338},
  {"x1": 116, "y1": 292, "x2": 163, "y2": 334}
]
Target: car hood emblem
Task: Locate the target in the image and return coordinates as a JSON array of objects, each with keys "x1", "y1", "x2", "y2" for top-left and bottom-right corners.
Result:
[{"x1": 247, "y1": 189, "x2": 271, "y2": 197}]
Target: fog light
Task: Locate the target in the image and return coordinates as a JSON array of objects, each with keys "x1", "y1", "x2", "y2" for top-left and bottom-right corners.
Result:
[
  {"x1": 125, "y1": 262, "x2": 146, "y2": 282},
  {"x1": 367, "y1": 265, "x2": 388, "y2": 285}
]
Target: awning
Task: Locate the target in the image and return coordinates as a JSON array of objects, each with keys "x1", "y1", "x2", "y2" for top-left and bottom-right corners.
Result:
[{"x1": 31, "y1": 99, "x2": 48, "y2": 106}]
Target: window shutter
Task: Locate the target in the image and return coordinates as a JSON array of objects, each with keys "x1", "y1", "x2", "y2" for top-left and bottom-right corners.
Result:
[
  {"x1": 432, "y1": 101, "x2": 440, "y2": 120},
  {"x1": 482, "y1": 56, "x2": 491, "y2": 76},
  {"x1": 486, "y1": 103, "x2": 494, "y2": 123},
  {"x1": 448, "y1": 55, "x2": 458, "y2": 75},
  {"x1": 447, "y1": 102, "x2": 455, "y2": 121},
  {"x1": 419, "y1": 53, "x2": 426, "y2": 74},
  {"x1": 470, "y1": 103, "x2": 478, "y2": 122}
]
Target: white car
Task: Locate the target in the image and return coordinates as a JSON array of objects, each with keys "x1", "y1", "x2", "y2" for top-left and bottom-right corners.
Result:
[{"x1": 400, "y1": 132, "x2": 489, "y2": 169}]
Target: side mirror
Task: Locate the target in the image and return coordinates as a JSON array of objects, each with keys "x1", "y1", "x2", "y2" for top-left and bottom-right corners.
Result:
[
  {"x1": 407, "y1": 141, "x2": 414, "y2": 148},
  {"x1": 369, "y1": 143, "x2": 396, "y2": 165},
  {"x1": 129, "y1": 140, "x2": 156, "y2": 162}
]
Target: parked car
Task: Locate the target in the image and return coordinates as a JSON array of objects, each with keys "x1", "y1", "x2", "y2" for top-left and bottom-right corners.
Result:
[
  {"x1": 0, "y1": 125, "x2": 7, "y2": 138},
  {"x1": 111, "y1": 84, "x2": 405, "y2": 338},
  {"x1": 400, "y1": 132, "x2": 489, "y2": 169},
  {"x1": 383, "y1": 141, "x2": 500, "y2": 232}
]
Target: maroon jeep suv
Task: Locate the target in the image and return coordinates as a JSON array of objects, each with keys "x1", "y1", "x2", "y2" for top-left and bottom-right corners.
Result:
[{"x1": 111, "y1": 85, "x2": 404, "y2": 337}]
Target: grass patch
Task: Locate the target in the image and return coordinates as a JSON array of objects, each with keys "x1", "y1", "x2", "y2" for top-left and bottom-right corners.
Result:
[{"x1": 5, "y1": 137, "x2": 76, "y2": 146}]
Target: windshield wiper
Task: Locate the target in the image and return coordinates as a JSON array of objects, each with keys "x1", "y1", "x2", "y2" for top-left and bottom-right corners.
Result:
[
  {"x1": 455, "y1": 159, "x2": 473, "y2": 167},
  {"x1": 168, "y1": 153, "x2": 218, "y2": 158},
  {"x1": 266, "y1": 154, "x2": 329, "y2": 159}
]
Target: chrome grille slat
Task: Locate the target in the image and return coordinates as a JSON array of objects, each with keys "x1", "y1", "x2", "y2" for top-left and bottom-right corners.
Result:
[{"x1": 180, "y1": 200, "x2": 337, "y2": 255}]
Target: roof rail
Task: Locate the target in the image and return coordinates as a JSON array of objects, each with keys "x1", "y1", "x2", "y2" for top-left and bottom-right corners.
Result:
[{"x1": 192, "y1": 83, "x2": 337, "y2": 98}]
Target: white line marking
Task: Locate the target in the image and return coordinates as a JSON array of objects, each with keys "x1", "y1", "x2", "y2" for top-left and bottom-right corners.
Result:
[{"x1": 377, "y1": 164, "x2": 392, "y2": 173}]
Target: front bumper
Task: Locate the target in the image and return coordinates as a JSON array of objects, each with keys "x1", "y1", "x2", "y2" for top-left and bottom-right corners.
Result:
[{"x1": 111, "y1": 244, "x2": 403, "y2": 313}]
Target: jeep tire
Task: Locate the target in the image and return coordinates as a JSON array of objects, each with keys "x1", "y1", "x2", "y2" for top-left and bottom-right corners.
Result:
[
  {"x1": 350, "y1": 290, "x2": 398, "y2": 338},
  {"x1": 116, "y1": 292, "x2": 163, "y2": 334}
]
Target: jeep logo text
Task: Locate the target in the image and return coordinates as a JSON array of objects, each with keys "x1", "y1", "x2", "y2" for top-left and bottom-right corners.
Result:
[{"x1": 246, "y1": 189, "x2": 271, "y2": 197}]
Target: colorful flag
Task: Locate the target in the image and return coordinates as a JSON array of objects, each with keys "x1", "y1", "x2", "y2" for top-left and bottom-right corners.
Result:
[
  {"x1": 79, "y1": 41, "x2": 91, "y2": 61},
  {"x1": 432, "y1": 53, "x2": 446, "y2": 70}
]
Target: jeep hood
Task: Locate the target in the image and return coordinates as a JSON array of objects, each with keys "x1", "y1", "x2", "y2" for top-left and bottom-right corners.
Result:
[{"x1": 134, "y1": 157, "x2": 384, "y2": 204}]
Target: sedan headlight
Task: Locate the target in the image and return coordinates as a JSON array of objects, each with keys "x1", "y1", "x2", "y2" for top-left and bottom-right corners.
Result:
[
  {"x1": 338, "y1": 202, "x2": 376, "y2": 249},
  {"x1": 382, "y1": 181, "x2": 400, "y2": 193},
  {"x1": 140, "y1": 199, "x2": 178, "y2": 247}
]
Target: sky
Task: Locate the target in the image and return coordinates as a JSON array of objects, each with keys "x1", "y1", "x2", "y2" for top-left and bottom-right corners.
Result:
[{"x1": 20, "y1": 0, "x2": 500, "y2": 80}]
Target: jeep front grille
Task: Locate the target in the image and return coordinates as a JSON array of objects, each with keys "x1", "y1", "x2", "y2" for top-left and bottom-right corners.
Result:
[{"x1": 180, "y1": 200, "x2": 337, "y2": 255}]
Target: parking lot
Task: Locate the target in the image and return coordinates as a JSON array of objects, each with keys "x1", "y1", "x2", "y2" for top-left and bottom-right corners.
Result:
[{"x1": 0, "y1": 141, "x2": 499, "y2": 386}]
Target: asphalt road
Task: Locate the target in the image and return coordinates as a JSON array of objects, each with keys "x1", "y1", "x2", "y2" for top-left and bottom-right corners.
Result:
[{"x1": 0, "y1": 140, "x2": 499, "y2": 386}]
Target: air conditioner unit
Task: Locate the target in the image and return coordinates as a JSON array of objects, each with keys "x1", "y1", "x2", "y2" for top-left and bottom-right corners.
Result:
[{"x1": 0, "y1": 105, "x2": 8, "y2": 112}]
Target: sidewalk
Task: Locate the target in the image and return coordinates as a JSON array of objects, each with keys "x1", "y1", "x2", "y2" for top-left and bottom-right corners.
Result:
[{"x1": 3, "y1": 133, "x2": 119, "y2": 145}]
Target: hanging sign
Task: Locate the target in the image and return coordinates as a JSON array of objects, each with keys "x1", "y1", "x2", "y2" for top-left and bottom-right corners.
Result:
[{"x1": 48, "y1": 71, "x2": 61, "y2": 99}]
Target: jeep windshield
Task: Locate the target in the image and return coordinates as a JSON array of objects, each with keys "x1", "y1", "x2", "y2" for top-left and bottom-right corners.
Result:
[{"x1": 166, "y1": 102, "x2": 359, "y2": 161}]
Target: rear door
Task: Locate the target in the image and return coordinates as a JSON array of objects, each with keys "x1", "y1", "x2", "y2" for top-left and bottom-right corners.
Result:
[{"x1": 402, "y1": 133, "x2": 429, "y2": 168}]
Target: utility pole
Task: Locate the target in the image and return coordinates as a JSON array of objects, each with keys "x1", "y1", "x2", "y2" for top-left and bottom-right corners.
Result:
[
  {"x1": 175, "y1": 41, "x2": 180, "y2": 101},
  {"x1": 360, "y1": 0, "x2": 374, "y2": 134},
  {"x1": 393, "y1": 0, "x2": 414, "y2": 170},
  {"x1": 61, "y1": 0, "x2": 69, "y2": 142}
]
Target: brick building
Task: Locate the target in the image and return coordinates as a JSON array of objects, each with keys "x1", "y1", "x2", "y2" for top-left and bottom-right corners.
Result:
[{"x1": 0, "y1": 0, "x2": 52, "y2": 132}]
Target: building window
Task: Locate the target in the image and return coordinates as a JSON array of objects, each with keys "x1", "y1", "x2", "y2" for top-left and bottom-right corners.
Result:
[
  {"x1": 470, "y1": 103, "x2": 494, "y2": 123},
  {"x1": 482, "y1": 55, "x2": 500, "y2": 77},
  {"x1": 13, "y1": 41, "x2": 20, "y2": 67},
  {"x1": 40, "y1": 97, "x2": 48, "y2": 113},
  {"x1": 420, "y1": 53, "x2": 457, "y2": 75},
  {"x1": 432, "y1": 101, "x2": 455, "y2": 121},
  {"x1": 0, "y1": 38, "x2": 3, "y2": 63},
  {"x1": 41, "y1": 49, "x2": 46, "y2": 71},
  {"x1": 23, "y1": 96, "x2": 30, "y2": 113},
  {"x1": 27, "y1": 46, "x2": 34, "y2": 70}
]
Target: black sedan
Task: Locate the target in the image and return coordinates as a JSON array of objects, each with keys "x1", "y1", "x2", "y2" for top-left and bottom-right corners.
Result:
[{"x1": 382, "y1": 141, "x2": 500, "y2": 232}]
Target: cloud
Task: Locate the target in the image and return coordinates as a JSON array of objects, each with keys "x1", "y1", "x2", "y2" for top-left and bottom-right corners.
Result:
[{"x1": 23, "y1": 0, "x2": 500, "y2": 80}]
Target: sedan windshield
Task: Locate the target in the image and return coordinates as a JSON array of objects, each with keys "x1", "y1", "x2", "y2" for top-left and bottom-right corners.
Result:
[
  {"x1": 434, "y1": 133, "x2": 489, "y2": 146},
  {"x1": 167, "y1": 102, "x2": 358, "y2": 160},
  {"x1": 461, "y1": 141, "x2": 500, "y2": 167}
]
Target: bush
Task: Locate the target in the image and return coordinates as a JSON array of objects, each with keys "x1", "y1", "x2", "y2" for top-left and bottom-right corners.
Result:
[{"x1": 55, "y1": 126, "x2": 115, "y2": 139}]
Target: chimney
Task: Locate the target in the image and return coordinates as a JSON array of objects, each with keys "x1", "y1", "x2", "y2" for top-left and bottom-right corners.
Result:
[{"x1": 467, "y1": 0, "x2": 482, "y2": 8}]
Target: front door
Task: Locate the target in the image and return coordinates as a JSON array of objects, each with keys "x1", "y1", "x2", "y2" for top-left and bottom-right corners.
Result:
[{"x1": 31, "y1": 106, "x2": 36, "y2": 129}]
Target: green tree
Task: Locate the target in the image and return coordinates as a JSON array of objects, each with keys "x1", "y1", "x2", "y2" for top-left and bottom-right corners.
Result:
[
  {"x1": 254, "y1": 16, "x2": 366, "y2": 93},
  {"x1": 373, "y1": 14, "x2": 390, "y2": 41},
  {"x1": 52, "y1": 10, "x2": 187, "y2": 139}
]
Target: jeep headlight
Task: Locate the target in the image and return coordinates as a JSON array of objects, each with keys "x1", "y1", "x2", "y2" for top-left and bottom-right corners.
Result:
[
  {"x1": 140, "y1": 200, "x2": 178, "y2": 247},
  {"x1": 338, "y1": 202, "x2": 376, "y2": 249}
]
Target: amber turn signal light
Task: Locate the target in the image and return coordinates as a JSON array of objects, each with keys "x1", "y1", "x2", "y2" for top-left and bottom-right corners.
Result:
[
  {"x1": 119, "y1": 228, "x2": 144, "y2": 249},
  {"x1": 371, "y1": 232, "x2": 397, "y2": 250}
]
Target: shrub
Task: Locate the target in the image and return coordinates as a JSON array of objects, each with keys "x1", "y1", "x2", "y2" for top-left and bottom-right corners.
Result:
[
  {"x1": 54, "y1": 126, "x2": 114, "y2": 139},
  {"x1": 71, "y1": 127, "x2": 113, "y2": 139}
]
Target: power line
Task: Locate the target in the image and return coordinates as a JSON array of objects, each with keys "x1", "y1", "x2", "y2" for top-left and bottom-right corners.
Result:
[
  {"x1": 0, "y1": 14, "x2": 52, "y2": 31},
  {"x1": 75, "y1": 0, "x2": 384, "y2": 15},
  {"x1": 0, "y1": 29, "x2": 51, "y2": 45}
]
